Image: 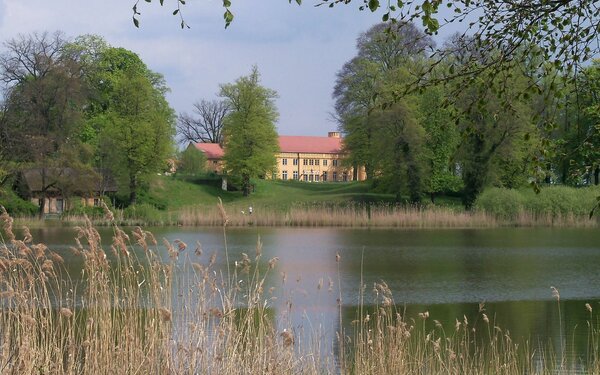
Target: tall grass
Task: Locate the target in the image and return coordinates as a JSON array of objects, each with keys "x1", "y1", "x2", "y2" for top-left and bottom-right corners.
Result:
[
  {"x1": 177, "y1": 203, "x2": 497, "y2": 228},
  {"x1": 1, "y1": 204, "x2": 599, "y2": 374}
]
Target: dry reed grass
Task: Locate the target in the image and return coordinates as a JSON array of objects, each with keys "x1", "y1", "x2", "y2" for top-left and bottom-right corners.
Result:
[
  {"x1": 1, "y1": 204, "x2": 599, "y2": 374},
  {"x1": 176, "y1": 204, "x2": 499, "y2": 228}
]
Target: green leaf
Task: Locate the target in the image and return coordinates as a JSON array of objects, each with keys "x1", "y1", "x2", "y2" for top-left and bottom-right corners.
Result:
[
  {"x1": 368, "y1": 0, "x2": 379, "y2": 12},
  {"x1": 382, "y1": 12, "x2": 389, "y2": 22},
  {"x1": 223, "y1": 0, "x2": 231, "y2": 7},
  {"x1": 133, "y1": 17, "x2": 140, "y2": 28},
  {"x1": 173, "y1": 9, "x2": 179, "y2": 15},
  {"x1": 224, "y1": 9, "x2": 234, "y2": 28}
]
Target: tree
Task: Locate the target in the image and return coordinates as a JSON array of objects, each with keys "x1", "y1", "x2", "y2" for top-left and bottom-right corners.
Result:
[
  {"x1": 81, "y1": 46, "x2": 175, "y2": 205},
  {"x1": 178, "y1": 146, "x2": 207, "y2": 176},
  {"x1": 220, "y1": 67, "x2": 279, "y2": 196},
  {"x1": 177, "y1": 99, "x2": 229, "y2": 144},
  {"x1": 0, "y1": 32, "x2": 89, "y2": 217},
  {"x1": 453, "y1": 70, "x2": 537, "y2": 209},
  {"x1": 419, "y1": 86, "x2": 462, "y2": 203},
  {"x1": 333, "y1": 22, "x2": 433, "y2": 181},
  {"x1": 372, "y1": 99, "x2": 426, "y2": 203}
]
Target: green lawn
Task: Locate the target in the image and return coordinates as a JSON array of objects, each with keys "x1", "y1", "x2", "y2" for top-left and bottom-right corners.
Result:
[{"x1": 148, "y1": 175, "x2": 397, "y2": 211}]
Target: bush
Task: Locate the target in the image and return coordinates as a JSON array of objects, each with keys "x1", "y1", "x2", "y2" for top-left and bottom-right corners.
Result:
[
  {"x1": 475, "y1": 185, "x2": 600, "y2": 219},
  {"x1": 64, "y1": 200, "x2": 105, "y2": 219},
  {"x1": 474, "y1": 188, "x2": 526, "y2": 218},
  {"x1": 0, "y1": 189, "x2": 38, "y2": 216},
  {"x1": 123, "y1": 203, "x2": 164, "y2": 223},
  {"x1": 521, "y1": 186, "x2": 597, "y2": 217}
]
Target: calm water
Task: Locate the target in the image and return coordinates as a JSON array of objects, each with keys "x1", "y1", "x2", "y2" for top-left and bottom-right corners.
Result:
[{"x1": 22, "y1": 226, "x2": 600, "y2": 364}]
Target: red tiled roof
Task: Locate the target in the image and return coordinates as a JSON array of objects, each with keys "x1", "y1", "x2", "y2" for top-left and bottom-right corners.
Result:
[
  {"x1": 278, "y1": 136, "x2": 343, "y2": 154},
  {"x1": 192, "y1": 135, "x2": 343, "y2": 158},
  {"x1": 193, "y1": 143, "x2": 224, "y2": 159}
]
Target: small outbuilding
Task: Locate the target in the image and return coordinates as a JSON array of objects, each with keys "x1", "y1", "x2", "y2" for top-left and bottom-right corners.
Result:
[{"x1": 15, "y1": 168, "x2": 117, "y2": 215}]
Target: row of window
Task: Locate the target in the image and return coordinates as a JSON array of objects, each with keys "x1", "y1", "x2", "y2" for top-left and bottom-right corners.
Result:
[
  {"x1": 281, "y1": 171, "x2": 348, "y2": 182},
  {"x1": 282, "y1": 159, "x2": 338, "y2": 167}
]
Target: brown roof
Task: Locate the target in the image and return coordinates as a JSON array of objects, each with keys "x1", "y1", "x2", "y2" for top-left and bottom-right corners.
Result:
[
  {"x1": 193, "y1": 143, "x2": 224, "y2": 159},
  {"x1": 278, "y1": 135, "x2": 343, "y2": 154},
  {"x1": 20, "y1": 168, "x2": 117, "y2": 194}
]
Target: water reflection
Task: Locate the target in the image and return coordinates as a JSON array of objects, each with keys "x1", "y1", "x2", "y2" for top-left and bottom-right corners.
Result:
[{"x1": 21, "y1": 225, "x2": 600, "y2": 368}]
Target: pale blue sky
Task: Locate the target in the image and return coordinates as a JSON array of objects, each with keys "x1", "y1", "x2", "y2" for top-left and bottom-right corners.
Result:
[{"x1": 0, "y1": 1, "x2": 440, "y2": 137}]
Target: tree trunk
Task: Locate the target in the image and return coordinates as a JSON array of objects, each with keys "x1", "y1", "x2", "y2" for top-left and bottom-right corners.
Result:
[
  {"x1": 242, "y1": 174, "x2": 250, "y2": 197},
  {"x1": 129, "y1": 174, "x2": 138, "y2": 205},
  {"x1": 595, "y1": 167, "x2": 599, "y2": 185},
  {"x1": 430, "y1": 192, "x2": 435, "y2": 204},
  {"x1": 38, "y1": 196, "x2": 45, "y2": 220}
]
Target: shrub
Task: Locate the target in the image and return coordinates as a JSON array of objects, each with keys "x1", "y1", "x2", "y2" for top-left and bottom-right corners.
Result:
[
  {"x1": 123, "y1": 203, "x2": 164, "y2": 223},
  {"x1": 0, "y1": 189, "x2": 38, "y2": 216},
  {"x1": 64, "y1": 200, "x2": 105, "y2": 219},
  {"x1": 476, "y1": 185, "x2": 600, "y2": 220}
]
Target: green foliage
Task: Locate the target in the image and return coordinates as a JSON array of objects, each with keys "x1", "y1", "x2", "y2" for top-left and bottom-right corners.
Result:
[
  {"x1": 419, "y1": 86, "x2": 463, "y2": 200},
  {"x1": 220, "y1": 67, "x2": 279, "y2": 196},
  {"x1": 64, "y1": 201, "x2": 104, "y2": 218},
  {"x1": 88, "y1": 47, "x2": 175, "y2": 205},
  {"x1": 0, "y1": 189, "x2": 38, "y2": 216},
  {"x1": 122, "y1": 203, "x2": 164, "y2": 223},
  {"x1": 474, "y1": 188, "x2": 526, "y2": 219},
  {"x1": 178, "y1": 146, "x2": 207, "y2": 175},
  {"x1": 475, "y1": 186, "x2": 600, "y2": 219}
]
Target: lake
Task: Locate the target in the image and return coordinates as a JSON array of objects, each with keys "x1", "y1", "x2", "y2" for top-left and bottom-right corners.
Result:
[{"x1": 24, "y1": 225, "x2": 600, "y2": 366}]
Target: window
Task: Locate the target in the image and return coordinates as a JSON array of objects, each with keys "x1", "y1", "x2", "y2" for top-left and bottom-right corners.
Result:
[
  {"x1": 293, "y1": 171, "x2": 299, "y2": 180},
  {"x1": 303, "y1": 174, "x2": 308, "y2": 181},
  {"x1": 332, "y1": 172, "x2": 337, "y2": 181},
  {"x1": 315, "y1": 175, "x2": 320, "y2": 182},
  {"x1": 309, "y1": 174, "x2": 314, "y2": 182},
  {"x1": 343, "y1": 172, "x2": 348, "y2": 181},
  {"x1": 293, "y1": 159, "x2": 298, "y2": 166},
  {"x1": 303, "y1": 159, "x2": 308, "y2": 166},
  {"x1": 323, "y1": 171, "x2": 328, "y2": 181},
  {"x1": 309, "y1": 159, "x2": 314, "y2": 166},
  {"x1": 332, "y1": 159, "x2": 338, "y2": 167},
  {"x1": 315, "y1": 159, "x2": 320, "y2": 166},
  {"x1": 282, "y1": 171, "x2": 288, "y2": 180},
  {"x1": 323, "y1": 159, "x2": 328, "y2": 166},
  {"x1": 282, "y1": 159, "x2": 288, "y2": 165}
]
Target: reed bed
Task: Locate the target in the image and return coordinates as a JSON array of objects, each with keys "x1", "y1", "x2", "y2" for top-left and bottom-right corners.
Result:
[
  {"x1": 1, "y1": 203, "x2": 599, "y2": 374},
  {"x1": 22, "y1": 201, "x2": 600, "y2": 228},
  {"x1": 176, "y1": 204, "x2": 499, "y2": 228}
]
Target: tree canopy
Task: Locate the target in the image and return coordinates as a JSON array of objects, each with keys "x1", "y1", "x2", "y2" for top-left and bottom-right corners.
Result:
[{"x1": 220, "y1": 67, "x2": 279, "y2": 196}]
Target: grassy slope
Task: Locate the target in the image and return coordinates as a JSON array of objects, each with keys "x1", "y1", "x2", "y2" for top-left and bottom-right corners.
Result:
[{"x1": 148, "y1": 176, "x2": 402, "y2": 211}]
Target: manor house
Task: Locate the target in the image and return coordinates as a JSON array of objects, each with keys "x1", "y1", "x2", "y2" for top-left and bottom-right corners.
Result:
[{"x1": 191, "y1": 132, "x2": 366, "y2": 182}]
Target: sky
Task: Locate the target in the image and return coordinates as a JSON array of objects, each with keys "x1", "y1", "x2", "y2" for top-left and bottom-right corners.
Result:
[{"x1": 0, "y1": 0, "x2": 390, "y2": 137}]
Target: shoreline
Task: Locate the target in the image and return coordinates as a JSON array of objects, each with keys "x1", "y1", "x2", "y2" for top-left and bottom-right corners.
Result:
[{"x1": 13, "y1": 205, "x2": 599, "y2": 229}]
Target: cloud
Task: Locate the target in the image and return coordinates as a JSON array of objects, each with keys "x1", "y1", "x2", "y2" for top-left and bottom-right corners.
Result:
[{"x1": 0, "y1": 0, "x2": 384, "y2": 135}]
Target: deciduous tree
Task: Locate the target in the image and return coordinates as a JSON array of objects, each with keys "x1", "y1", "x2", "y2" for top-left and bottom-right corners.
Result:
[
  {"x1": 220, "y1": 67, "x2": 279, "y2": 196},
  {"x1": 177, "y1": 99, "x2": 229, "y2": 144}
]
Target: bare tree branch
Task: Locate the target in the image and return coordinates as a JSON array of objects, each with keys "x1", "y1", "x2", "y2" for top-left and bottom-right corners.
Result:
[{"x1": 176, "y1": 99, "x2": 230, "y2": 144}]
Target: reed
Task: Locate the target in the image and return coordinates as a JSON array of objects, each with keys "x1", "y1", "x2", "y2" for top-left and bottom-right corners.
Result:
[
  {"x1": 176, "y1": 203, "x2": 499, "y2": 228},
  {"x1": 1, "y1": 204, "x2": 599, "y2": 374}
]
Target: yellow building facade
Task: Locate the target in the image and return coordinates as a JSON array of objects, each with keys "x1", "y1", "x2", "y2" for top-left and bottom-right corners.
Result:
[
  {"x1": 191, "y1": 132, "x2": 366, "y2": 182},
  {"x1": 274, "y1": 132, "x2": 365, "y2": 182}
]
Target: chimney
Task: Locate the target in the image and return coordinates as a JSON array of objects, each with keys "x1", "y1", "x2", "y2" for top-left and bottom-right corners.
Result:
[{"x1": 328, "y1": 131, "x2": 341, "y2": 138}]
